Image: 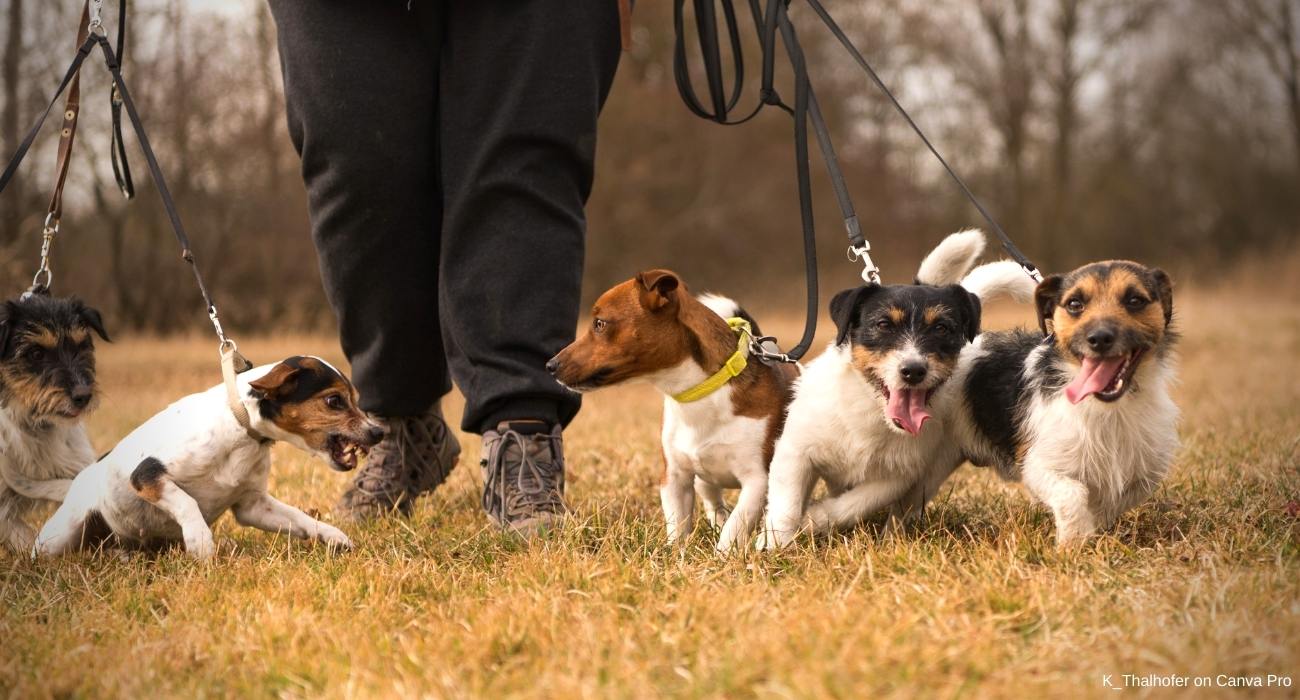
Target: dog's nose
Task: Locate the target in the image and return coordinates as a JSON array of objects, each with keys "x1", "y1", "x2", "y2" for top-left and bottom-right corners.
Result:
[
  {"x1": 899, "y1": 361, "x2": 928, "y2": 386},
  {"x1": 70, "y1": 386, "x2": 93, "y2": 408},
  {"x1": 545, "y1": 358, "x2": 560, "y2": 375},
  {"x1": 1086, "y1": 327, "x2": 1116, "y2": 353},
  {"x1": 366, "y1": 425, "x2": 388, "y2": 444}
]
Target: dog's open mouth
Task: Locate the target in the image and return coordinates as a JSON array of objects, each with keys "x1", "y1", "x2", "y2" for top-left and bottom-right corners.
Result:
[
  {"x1": 327, "y1": 434, "x2": 371, "y2": 472},
  {"x1": 1066, "y1": 348, "x2": 1145, "y2": 404},
  {"x1": 869, "y1": 374, "x2": 936, "y2": 436}
]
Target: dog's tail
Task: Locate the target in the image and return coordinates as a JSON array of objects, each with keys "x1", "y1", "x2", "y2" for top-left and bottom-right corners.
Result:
[
  {"x1": 961, "y1": 260, "x2": 1038, "y2": 303},
  {"x1": 915, "y1": 229, "x2": 986, "y2": 286},
  {"x1": 697, "y1": 293, "x2": 782, "y2": 354}
]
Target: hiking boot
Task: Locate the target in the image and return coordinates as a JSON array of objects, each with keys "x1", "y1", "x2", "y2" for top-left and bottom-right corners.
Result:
[
  {"x1": 481, "y1": 421, "x2": 567, "y2": 537},
  {"x1": 335, "y1": 404, "x2": 462, "y2": 522}
]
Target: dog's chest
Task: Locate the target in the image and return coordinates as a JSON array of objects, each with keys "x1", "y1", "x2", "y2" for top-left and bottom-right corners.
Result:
[
  {"x1": 0, "y1": 410, "x2": 95, "y2": 480},
  {"x1": 664, "y1": 397, "x2": 767, "y2": 487}
]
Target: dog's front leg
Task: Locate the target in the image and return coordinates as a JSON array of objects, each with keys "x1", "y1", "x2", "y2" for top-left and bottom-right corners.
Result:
[
  {"x1": 232, "y1": 492, "x2": 352, "y2": 552},
  {"x1": 660, "y1": 465, "x2": 696, "y2": 545},
  {"x1": 129, "y1": 459, "x2": 214, "y2": 559},
  {"x1": 714, "y1": 472, "x2": 766, "y2": 553},
  {"x1": 1023, "y1": 463, "x2": 1096, "y2": 547},
  {"x1": 694, "y1": 480, "x2": 729, "y2": 530},
  {"x1": 803, "y1": 478, "x2": 912, "y2": 535},
  {"x1": 759, "y1": 443, "x2": 816, "y2": 550}
]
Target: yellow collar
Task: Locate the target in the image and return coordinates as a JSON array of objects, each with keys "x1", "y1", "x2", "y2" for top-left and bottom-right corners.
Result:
[{"x1": 671, "y1": 317, "x2": 752, "y2": 403}]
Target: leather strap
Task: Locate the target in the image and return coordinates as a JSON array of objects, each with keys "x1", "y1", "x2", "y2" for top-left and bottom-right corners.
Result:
[
  {"x1": 108, "y1": 0, "x2": 134, "y2": 198},
  {"x1": 618, "y1": 0, "x2": 632, "y2": 50},
  {"x1": 46, "y1": 1, "x2": 91, "y2": 224}
]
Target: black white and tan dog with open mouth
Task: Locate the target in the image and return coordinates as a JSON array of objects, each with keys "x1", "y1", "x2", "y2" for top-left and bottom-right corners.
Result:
[
  {"x1": 0, "y1": 295, "x2": 110, "y2": 552},
  {"x1": 35, "y1": 356, "x2": 384, "y2": 558},
  {"x1": 759, "y1": 230, "x2": 1034, "y2": 549},
  {"x1": 951, "y1": 260, "x2": 1179, "y2": 545}
]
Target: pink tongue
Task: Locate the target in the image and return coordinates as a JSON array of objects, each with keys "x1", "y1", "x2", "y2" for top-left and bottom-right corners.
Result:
[
  {"x1": 887, "y1": 388, "x2": 931, "y2": 436},
  {"x1": 1065, "y1": 356, "x2": 1126, "y2": 404}
]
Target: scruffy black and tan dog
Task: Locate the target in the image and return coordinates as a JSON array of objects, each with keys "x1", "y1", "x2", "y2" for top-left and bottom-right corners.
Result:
[
  {"x1": 0, "y1": 295, "x2": 110, "y2": 552},
  {"x1": 952, "y1": 260, "x2": 1180, "y2": 545}
]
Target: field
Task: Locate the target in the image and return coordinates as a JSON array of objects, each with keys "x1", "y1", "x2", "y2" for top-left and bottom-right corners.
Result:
[{"x1": 2, "y1": 261, "x2": 1298, "y2": 698}]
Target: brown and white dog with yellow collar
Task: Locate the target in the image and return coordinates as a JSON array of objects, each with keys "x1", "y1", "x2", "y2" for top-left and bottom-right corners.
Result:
[
  {"x1": 547, "y1": 271, "x2": 799, "y2": 551},
  {"x1": 951, "y1": 260, "x2": 1180, "y2": 545}
]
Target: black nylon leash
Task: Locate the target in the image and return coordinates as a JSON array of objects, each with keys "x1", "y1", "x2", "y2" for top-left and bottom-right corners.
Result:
[
  {"x1": 108, "y1": 0, "x2": 134, "y2": 199},
  {"x1": 674, "y1": 0, "x2": 1041, "y2": 362}
]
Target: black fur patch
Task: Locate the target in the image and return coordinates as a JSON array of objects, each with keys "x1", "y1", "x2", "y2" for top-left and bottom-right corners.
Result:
[
  {"x1": 256, "y1": 356, "x2": 347, "y2": 420},
  {"x1": 80, "y1": 510, "x2": 116, "y2": 549},
  {"x1": 965, "y1": 331, "x2": 1041, "y2": 467},
  {"x1": 129, "y1": 457, "x2": 168, "y2": 493},
  {"x1": 831, "y1": 283, "x2": 981, "y2": 355}
]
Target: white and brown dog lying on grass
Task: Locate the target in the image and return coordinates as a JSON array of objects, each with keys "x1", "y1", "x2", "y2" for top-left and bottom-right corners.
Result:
[
  {"x1": 548, "y1": 271, "x2": 799, "y2": 551},
  {"x1": 759, "y1": 230, "x2": 1035, "y2": 549},
  {"x1": 0, "y1": 295, "x2": 110, "y2": 552},
  {"x1": 952, "y1": 260, "x2": 1179, "y2": 545},
  {"x1": 35, "y1": 356, "x2": 384, "y2": 559}
]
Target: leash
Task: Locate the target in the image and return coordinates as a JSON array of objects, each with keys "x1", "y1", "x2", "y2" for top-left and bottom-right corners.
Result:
[
  {"x1": 0, "y1": 4, "x2": 255, "y2": 434},
  {"x1": 675, "y1": 0, "x2": 1042, "y2": 362},
  {"x1": 671, "y1": 317, "x2": 753, "y2": 403}
]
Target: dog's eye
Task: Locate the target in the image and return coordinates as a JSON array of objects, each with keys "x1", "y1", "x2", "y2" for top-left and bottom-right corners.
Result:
[
  {"x1": 324, "y1": 394, "x2": 345, "y2": 410},
  {"x1": 593, "y1": 318, "x2": 609, "y2": 334},
  {"x1": 1125, "y1": 294, "x2": 1148, "y2": 309},
  {"x1": 1065, "y1": 299, "x2": 1085, "y2": 314},
  {"x1": 932, "y1": 323, "x2": 950, "y2": 336},
  {"x1": 24, "y1": 348, "x2": 44, "y2": 362},
  {"x1": 875, "y1": 319, "x2": 892, "y2": 331}
]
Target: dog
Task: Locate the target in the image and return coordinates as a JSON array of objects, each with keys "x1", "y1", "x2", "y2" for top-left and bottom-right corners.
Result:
[
  {"x1": 951, "y1": 260, "x2": 1179, "y2": 545},
  {"x1": 547, "y1": 270, "x2": 799, "y2": 551},
  {"x1": 34, "y1": 355, "x2": 385, "y2": 559},
  {"x1": 759, "y1": 230, "x2": 1037, "y2": 549},
  {"x1": 0, "y1": 295, "x2": 109, "y2": 552}
]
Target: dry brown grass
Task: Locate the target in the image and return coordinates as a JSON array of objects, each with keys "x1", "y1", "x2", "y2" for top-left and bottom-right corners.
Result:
[{"x1": 2, "y1": 268, "x2": 1298, "y2": 698}]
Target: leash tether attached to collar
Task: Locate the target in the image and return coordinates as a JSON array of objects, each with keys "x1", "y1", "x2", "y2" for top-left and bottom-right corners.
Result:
[
  {"x1": 672, "y1": 317, "x2": 752, "y2": 403},
  {"x1": 220, "y1": 342, "x2": 263, "y2": 442}
]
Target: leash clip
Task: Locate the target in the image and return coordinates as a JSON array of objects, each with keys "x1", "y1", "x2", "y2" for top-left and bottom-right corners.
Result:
[
  {"x1": 748, "y1": 335, "x2": 794, "y2": 364},
  {"x1": 847, "y1": 244, "x2": 881, "y2": 285},
  {"x1": 88, "y1": 0, "x2": 106, "y2": 36}
]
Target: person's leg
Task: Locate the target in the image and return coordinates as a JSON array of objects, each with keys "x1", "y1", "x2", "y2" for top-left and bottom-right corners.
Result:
[
  {"x1": 437, "y1": 0, "x2": 623, "y2": 435},
  {"x1": 269, "y1": 0, "x2": 460, "y2": 519},
  {"x1": 437, "y1": 0, "x2": 623, "y2": 536}
]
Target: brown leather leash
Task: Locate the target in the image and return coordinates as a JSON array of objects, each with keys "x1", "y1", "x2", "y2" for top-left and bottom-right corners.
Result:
[{"x1": 0, "y1": 0, "x2": 255, "y2": 432}]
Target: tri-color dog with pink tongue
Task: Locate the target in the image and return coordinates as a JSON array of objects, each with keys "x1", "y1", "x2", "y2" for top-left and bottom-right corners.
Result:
[{"x1": 950, "y1": 260, "x2": 1181, "y2": 546}]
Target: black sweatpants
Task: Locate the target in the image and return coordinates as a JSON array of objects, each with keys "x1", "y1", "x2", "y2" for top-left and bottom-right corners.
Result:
[{"x1": 268, "y1": 0, "x2": 622, "y2": 433}]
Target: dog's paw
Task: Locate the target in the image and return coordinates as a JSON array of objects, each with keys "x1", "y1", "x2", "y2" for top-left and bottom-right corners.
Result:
[
  {"x1": 316, "y1": 525, "x2": 353, "y2": 553},
  {"x1": 185, "y1": 530, "x2": 216, "y2": 560}
]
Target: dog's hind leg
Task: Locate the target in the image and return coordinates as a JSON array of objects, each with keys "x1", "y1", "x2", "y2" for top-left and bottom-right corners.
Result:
[
  {"x1": 232, "y1": 492, "x2": 352, "y2": 551},
  {"x1": 694, "y1": 480, "x2": 729, "y2": 530},
  {"x1": 129, "y1": 458, "x2": 215, "y2": 560}
]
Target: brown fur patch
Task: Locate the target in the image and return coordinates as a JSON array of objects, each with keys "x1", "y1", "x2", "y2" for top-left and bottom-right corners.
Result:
[
  {"x1": 923, "y1": 305, "x2": 947, "y2": 325},
  {"x1": 887, "y1": 307, "x2": 905, "y2": 324},
  {"x1": 20, "y1": 327, "x2": 58, "y2": 349},
  {"x1": 851, "y1": 345, "x2": 887, "y2": 377}
]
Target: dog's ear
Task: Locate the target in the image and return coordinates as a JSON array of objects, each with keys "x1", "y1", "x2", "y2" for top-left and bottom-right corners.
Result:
[
  {"x1": 1034, "y1": 274, "x2": 1064, "y2": 336},
  {"x1": 74, "y1": 301, "x2": 111, "y2": 342},
  {"x1": 0, "y1": 300, "x2": 18, "y2": 358},
  {"x1": 951, "y1": 286, "x2": 982, "y2": 342},
  {"x1": 636, "y1": 269, "x2": 681, "y2": 312},
  {"x1": 249, "y1": 362, "x2": 301, "y2": 398},
  {"x1": 829, "y1": 285, "x2": 880, "y2": 346},
  {"x1": 1149, "y1": 268, "x2": 1173, "y2": 327}
]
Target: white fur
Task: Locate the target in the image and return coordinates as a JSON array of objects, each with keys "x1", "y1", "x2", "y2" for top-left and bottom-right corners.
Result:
[
  {"x1": 35, "y1": 360, "x2": 360, "y2": 559},
  {"x1": 916, "y1": 229, "x2": 986, "y2": 286},
  {"x1": 960, "y1": 260, "x2": 1037, "y2": 303},
  {"x1": 649, "y1": 295, "x2": 776, "y2": 552},
  {"x1": 0, "y1": 408, "x2": 96, "y2": 551},
  {"x1": 758, "y1": 343, "x2": 966, "y2": 549}
]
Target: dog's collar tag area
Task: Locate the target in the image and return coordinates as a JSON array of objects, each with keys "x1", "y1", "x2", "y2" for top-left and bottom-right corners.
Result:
[{"x1": 671, "y1": 317, "x2": 752, "y2": 404}]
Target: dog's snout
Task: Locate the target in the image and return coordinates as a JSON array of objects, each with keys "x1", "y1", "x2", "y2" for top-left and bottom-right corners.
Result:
[
  {"x1": 545, "y1": 357, "x2": 561, "y2": 375},
  {"x1": 1086, "y1": 326, "x2": 1116, "y2": 353},
  {"x1": 69, "y1": 385, "x2": 94, "y2": 408},
  {"x1": 366, "y1": 424, "x2": 387, "y2": 445},
  {"x1": 900, "y1": 361, "x2": 928, "y2": 386}
]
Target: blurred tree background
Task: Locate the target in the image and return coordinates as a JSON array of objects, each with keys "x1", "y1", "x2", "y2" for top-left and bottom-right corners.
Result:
[{"x1": 1, "y1": 0, "x2": 1296, "y2": 334}]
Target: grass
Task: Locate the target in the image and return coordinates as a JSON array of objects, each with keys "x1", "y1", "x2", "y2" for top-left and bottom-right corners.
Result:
[{"x1": 2, "y1": 265, "x2": 1298, "y2": 698}]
